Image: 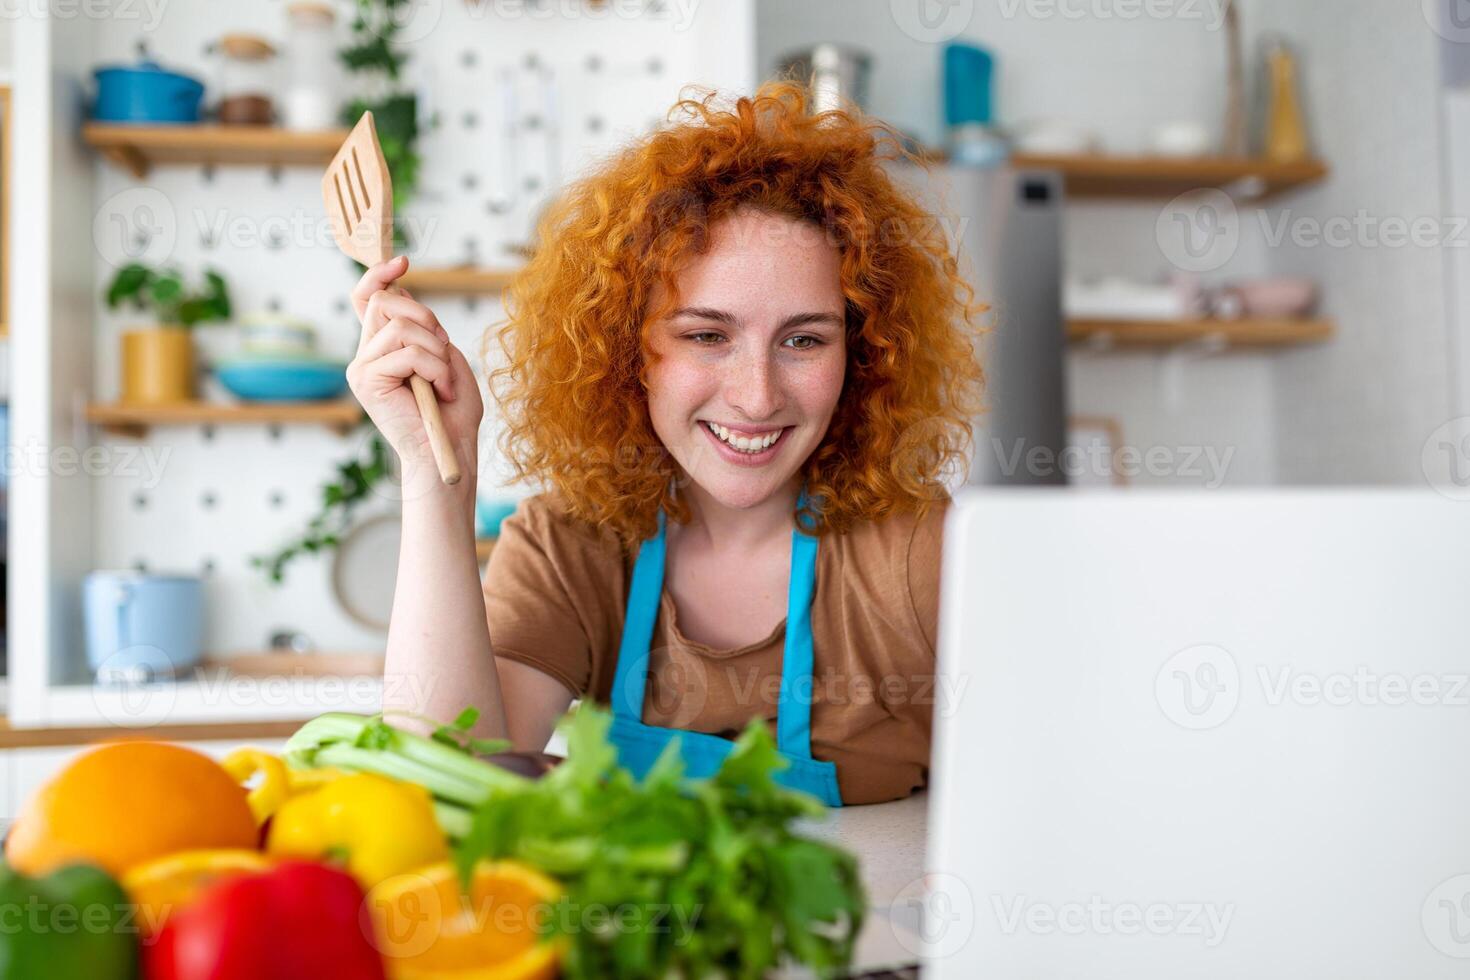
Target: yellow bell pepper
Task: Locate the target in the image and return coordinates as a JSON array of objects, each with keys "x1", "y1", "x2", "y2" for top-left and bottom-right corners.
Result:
[
  {"x1": 265, "y1": 772, "x2": 449, "y2": 888},
  {"x1": 222, "y1": 748, "x2": 291, "y2": 825},
  {"x1": 223, "y1": 747, "x2": 350, "y2": 826}
]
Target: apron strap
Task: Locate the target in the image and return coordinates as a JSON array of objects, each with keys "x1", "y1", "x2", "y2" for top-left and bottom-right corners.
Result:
[
  {"x1": 777, "y1": 486, "x2": 819, "y2": 759},
  {"x1": 609, "y1": 509, "x2": 666, "y2": 720}
]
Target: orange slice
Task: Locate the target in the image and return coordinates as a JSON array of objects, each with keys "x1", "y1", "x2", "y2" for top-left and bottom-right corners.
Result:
[
  {"x1": 365, "y1": 860, "x2": 563, "y2": 980},
  {"x1": 122, "y1": 848, "x2": 276, "y2": 937}
]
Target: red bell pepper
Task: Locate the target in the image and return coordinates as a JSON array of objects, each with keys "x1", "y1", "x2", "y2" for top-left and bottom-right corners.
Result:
[{"x1": 144, "y1": 860, "x2": 386, "y2": 980}]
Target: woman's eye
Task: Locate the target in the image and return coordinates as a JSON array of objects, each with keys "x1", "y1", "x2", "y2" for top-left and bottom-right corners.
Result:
[
  {"x1": 783, "y1": 334, "x2": 821, "y2": 350},
  {"x1": 688, "y1": 332, "x2": 724, "y2": 345}
]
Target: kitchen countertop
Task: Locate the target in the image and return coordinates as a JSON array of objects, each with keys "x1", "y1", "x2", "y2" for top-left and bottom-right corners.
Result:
[{"x1": 795, "y1": 791, "x2": 930, "y2": 975}]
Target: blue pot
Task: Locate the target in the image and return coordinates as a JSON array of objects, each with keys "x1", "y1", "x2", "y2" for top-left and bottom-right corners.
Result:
[
  {"x1": 83, "y1": 572, "x2": 203, "y2": 683},
  {"x1": 93, "y1": 60, "x2": 204, "y2": 124}
]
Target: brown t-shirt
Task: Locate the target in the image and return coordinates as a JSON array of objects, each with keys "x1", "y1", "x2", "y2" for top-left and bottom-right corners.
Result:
[{"x1": 482, "y1": 492, "x2": 946, "y2": 805}]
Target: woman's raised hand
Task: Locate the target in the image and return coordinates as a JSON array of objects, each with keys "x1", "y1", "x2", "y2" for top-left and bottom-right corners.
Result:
[{"x1": 347, "y1": 256, "x2": 484, "y2": 489}]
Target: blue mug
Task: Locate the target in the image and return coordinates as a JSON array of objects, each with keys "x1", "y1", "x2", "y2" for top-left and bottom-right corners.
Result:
[{"x1": 83, "y1": 572, "x2": 203, "y2": 683}]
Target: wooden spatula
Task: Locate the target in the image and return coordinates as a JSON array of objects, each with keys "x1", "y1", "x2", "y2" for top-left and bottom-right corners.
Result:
[{"x1": 324, "y1": 111, "x2": 461, "y2": 486}]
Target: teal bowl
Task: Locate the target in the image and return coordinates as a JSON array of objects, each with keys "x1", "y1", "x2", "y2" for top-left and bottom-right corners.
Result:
[
  {"x1": 475, "y1": 498, "x2": 520, "y2": 538},
  {"x1": 215, "y1": 358, "x2": 349, "y2": 402}
]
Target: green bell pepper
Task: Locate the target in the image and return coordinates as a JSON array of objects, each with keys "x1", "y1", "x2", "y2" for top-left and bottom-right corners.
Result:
[{"x1": 0, "y1": 861, "x2": 138, "y2": 980}]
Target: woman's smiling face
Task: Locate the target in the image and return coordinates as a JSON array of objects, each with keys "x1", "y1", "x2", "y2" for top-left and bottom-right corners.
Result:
[{"x1": 645, "y1": 206, "x2": 848, "y2": 512}]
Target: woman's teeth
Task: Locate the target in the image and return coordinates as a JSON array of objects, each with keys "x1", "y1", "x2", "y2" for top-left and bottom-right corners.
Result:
[{"x1": 705, "y1": 421, "x2": 782, "y2": 454}]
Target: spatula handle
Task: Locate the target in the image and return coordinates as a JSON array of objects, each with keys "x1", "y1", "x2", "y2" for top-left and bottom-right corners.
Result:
[{"x1": 388, "y1": 284, "x2": 462, "y2": 486}]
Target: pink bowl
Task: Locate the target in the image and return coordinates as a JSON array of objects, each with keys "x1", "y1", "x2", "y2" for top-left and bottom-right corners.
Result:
[{"x1": 1234, "y1": 278, "x2": 1319, "y2": 319}]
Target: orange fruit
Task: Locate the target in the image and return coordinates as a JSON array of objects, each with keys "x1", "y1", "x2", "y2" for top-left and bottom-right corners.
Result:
[
  {"x1": 4, "y1": 741, "x2": 260, "y2": 877},
  {"x1": 122, "y1": 848, "x2": 276, "y2": 937},
  {"x1": 365, "y1": 860, "x2": 563, "y2": 980}
]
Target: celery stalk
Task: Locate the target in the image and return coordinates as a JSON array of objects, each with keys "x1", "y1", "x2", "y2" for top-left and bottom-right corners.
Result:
[
  {"x1": 284, "y1": 712, "x2": 531, "y2": 810},
  {"x1": 432, "y1": 800, "x2": 473, "y2": 840}
]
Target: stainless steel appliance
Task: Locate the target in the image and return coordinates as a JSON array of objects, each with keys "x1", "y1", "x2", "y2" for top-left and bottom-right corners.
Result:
[
  {"x1": 776, "y1": 44, "x2": 872, "y2": 114},
  {"x1": 888, "y1": 162, "x2": 1069, "y2": 486}
]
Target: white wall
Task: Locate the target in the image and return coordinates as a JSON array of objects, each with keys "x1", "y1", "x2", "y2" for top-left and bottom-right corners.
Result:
[{"x1": 1244, "y1": 0, "x2": 1453, "y2": 484}]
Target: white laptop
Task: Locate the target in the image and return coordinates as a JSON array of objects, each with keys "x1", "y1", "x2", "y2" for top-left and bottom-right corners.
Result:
[{"x1": 923, "y1": 488, "x2": 1470, "y2": 979}]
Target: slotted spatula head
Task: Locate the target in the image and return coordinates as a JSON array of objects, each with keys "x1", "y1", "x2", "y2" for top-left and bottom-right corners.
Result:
[{"x1": 323, "y1": 112, "x2": 394, "y2": 267}]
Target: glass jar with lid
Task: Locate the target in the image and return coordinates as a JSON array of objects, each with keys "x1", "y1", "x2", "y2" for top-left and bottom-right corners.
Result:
[
  {"x1": 214, "y1": 33, "x2": 277, "y2": 125},
  {"x1": 282, "y1": 2, "x2": 340, "y2": 131}
]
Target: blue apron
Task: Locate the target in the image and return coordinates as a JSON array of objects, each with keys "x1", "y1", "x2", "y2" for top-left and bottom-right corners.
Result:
[{"x1": 606, "y1": 491, "x2": 844, "y2": 807}]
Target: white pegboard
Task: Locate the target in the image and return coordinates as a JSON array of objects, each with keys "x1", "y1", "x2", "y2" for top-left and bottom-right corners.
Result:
[{"x1": 85, "y1": 0, "x2": 754, "y2": 657}]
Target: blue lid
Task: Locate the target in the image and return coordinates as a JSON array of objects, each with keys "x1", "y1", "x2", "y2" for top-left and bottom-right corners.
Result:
[{"x1": 944, "y1": 42, "x2": 995, "y2": 127}]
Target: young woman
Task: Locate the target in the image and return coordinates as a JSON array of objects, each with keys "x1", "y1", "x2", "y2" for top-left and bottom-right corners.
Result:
[{"x1": 346, "y1": 81, "x2": 984, "y2": 805}]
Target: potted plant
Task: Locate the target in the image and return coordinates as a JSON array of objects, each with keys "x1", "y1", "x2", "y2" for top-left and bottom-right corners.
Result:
[{"x1": 105, "y1": 264, "x2": 231, "y2": 405}]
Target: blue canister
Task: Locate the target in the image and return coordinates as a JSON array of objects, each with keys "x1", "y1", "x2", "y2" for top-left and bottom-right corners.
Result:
[
  {"x1": 83, "y1": 572, "x2": 203, "y2": 683},
  {"x1": 93, "y1": 60, "x2": 205, "y2": 124},
  {"x1": 944, "y1": 42, "x2": 1008, "y2": 167},
  {"x1": 944, "y1": 42, "x2": 994, "y2": 127}
]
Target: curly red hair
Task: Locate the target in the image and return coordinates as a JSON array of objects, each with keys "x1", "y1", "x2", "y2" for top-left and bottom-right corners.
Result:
[{"x1": 487, "y1": 79, "x2": 986, "y2": 542}]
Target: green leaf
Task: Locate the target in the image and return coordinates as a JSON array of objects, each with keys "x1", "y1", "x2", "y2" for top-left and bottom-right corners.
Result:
[
  {"x1": 465, "y1": 737, "x2": 512, "y2": 755},
  {"x1": 353, "y1": 717, "x2": 396, "y2": 751},
  {"x1": 147, "y1": 273, "x2": 182, "y2": 307},
  {"x1": 105, "y1": 264, "x2": 151, "y2": 308}
]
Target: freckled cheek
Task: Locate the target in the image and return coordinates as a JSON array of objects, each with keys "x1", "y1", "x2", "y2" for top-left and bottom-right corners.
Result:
[
  {"x1": 786, "y1": 355, "x2": 846, "y2": 421},
  {"x1": 647, "y1": 358, "x2": 721, "y2": 424}
]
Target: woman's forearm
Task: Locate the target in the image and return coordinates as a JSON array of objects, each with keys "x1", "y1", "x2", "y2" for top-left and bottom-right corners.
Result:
[{"x1": 381, "y1": 471, "x2": 509, "y2": 741}]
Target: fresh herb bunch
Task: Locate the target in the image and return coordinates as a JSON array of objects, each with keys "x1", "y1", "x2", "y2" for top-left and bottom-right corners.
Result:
[
  {"x1": 456, "y1": 706, "x2": 866, "y2": 980},
  {"x1": 249, "y1": 430, "x2": 392, "y2": 584},
  {"x1": 105, "y1": 264, "x2": 231, "y2": 328}
]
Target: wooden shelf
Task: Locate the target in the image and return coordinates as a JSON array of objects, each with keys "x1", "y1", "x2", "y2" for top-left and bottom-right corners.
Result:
[
  {"x1": 81, "y1": 123, "x2": 348, "y2": 178},
  {"x1": 86, "y1": 399, "x2": 364, "y2": 437},
  {"x1": 918, "y1": 148, "x2": 1328, "y2": 200},
  {"x1": 0, "y1": 716, "x2": 305, "y2": 749},
  {"x1": 202, "y1": 651, "x2": 384, "y2": 678},
  {"x1": 1067, "y1": 317, "x2": 1334, "y2": 348},
  {"x1": 1010, "y1": 154, "x2": 1328, "y2": 200},
  {"x1": 399, "y1": 265, "x2": 519, "y2": 294}
]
